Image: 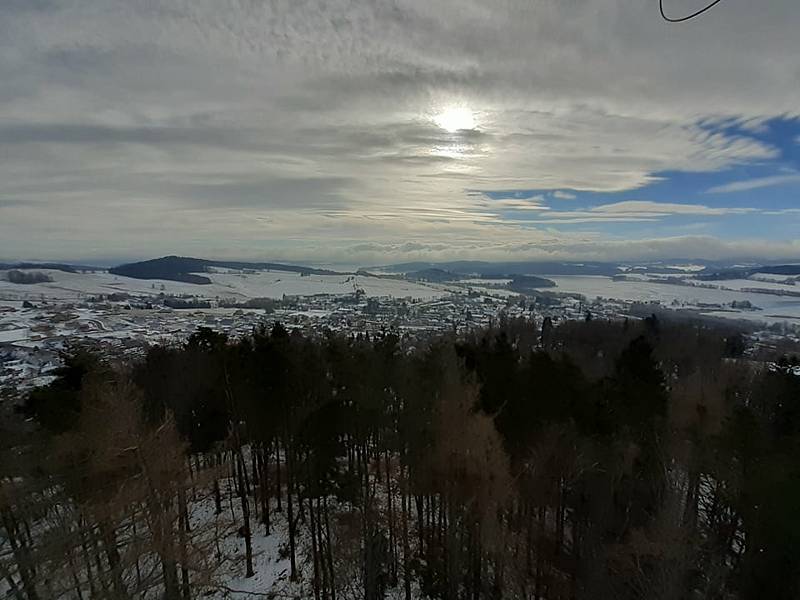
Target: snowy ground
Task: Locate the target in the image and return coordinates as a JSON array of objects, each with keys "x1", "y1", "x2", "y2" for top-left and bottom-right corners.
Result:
[
  {"x1": 713, "y1": 278, "x2": 799, "y2": 293},
  {"x1": 749, "y1": 272, "x2": 800, "y2": 284},
  {"x1": 3, "y1": 267, "x2": 800, "y2": 323},
  {"x1": 0, "y1": 269, "x2": 452, "y2": 302},
  {"x1": 192, "y1": 488, "x2": 307, "y2": 600},
  {"x1": 546, "y1": 275, "x2": 800, "y2": 323}
]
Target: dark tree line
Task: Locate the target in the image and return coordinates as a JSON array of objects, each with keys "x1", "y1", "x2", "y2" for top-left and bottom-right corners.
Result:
[
  {"x1": 5, "y1": 270, "x2": 52, "y2": 285},
  {"x1": 3, "y1": 316, "x2": 800, "y2": 600}
]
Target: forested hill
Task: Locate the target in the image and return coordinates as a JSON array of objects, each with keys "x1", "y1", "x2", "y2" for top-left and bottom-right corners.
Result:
[
  {"x1": 698, "y1": 263, "x2": 800, "y2": 280},
  {"x1": 376, "y1": 259, "x2": 800, "y2": 279},
  {"x1": 6, "y1": 317, "x2": 800, "y2": 599},
  {"x1": 109, "y1": 255, "x2": 341, "y2": 284}
]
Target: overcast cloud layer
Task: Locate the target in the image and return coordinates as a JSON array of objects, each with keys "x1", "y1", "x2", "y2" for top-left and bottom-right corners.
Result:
[{"x1": 1, "y1": 0, "x2": 799, "y2": 264}]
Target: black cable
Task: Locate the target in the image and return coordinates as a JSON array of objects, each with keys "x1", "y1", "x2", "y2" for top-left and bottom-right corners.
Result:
[{"x1": 660, "y1": 0, "x2": 726, "y2": 22}]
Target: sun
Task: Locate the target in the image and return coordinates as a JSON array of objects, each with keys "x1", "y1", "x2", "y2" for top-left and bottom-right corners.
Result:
[{"x1": 433, "y1": 106, "x2": 476, "y2": 133}]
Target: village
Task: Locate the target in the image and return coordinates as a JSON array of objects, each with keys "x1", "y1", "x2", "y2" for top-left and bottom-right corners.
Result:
[{"x1": 1, "y1": 284, "x2": 618, "y2": 396}]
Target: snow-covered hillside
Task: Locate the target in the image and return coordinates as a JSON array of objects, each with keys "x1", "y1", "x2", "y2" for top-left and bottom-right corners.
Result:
[{"x1": 0, "y1": 268, "x2": 452, "y2": 302}]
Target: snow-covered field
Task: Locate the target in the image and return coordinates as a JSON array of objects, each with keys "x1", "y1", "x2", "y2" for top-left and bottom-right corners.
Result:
[
  {"x1": 547, "y1": 275, "x2": 800, "y2": 323},
  {"x1": 664, "y1": 264, "x2": 707, "y2": 272},
  {"x1": 456, "y1": 278, "x2": 513, "y2": 285},
  {"x1": 3, "y1": 269, "x2": 800, "y2": 346},
  {"x1": 710, "y1": 278, "x2": 798, "y2": 293},
  {"x1": 190, "y1": 485, "x2": 304, "y2": 600},
  {"x1": 0, "y1": 269, "x2": 451, "y2": 302},
  {"x1": 749, "y1": 272, "x2": 800, "y2": 284}
]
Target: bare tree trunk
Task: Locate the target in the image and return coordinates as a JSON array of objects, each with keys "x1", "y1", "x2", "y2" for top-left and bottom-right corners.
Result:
[
  {"x1": 285, "y1": 437, "x2": 298, "y2": 581},
  {"x1": 88, "y1": 523, "x2": 112, "y2": 597},
  {"x1": 683, "y1": 466, "x2": 700, "y2": 531},
  {"x1": 492, "y1": 554, "x2": 504, "y2": 600},
  {"x1": 236, "y1": 452, "x2": 255, "y2": 578},
  {"x1": 309, "y1": 495, "x2": 321, "y2": 600},
  {"x1": 251, "y1": 449, "x2": 259, "y2": 522},
  {"x1": 401, "y1": 466, "x2": 412, "y2": 600},
  {"x1": 135, "y1": 445, "x2": 180, "y2": 600},
  {"x1": 186, "y1": 455, "x2": 196, "y2": 502},
  {"x1": 385, "y1": 450, "x2": 397, "y2": 586},
  {"x1": 473, "y1": 527, "x2": 482, "y2": 600},
  {"x1": 445, "y1": 494, "x2": 457, "y2": 600},
  {"x1": 259, "y1": 445, "x2": 271, "y2": 535},
  {"x1": 213, "y1": 476, "x2": 222, "y2": 516},
  {"x1": 100, "y1": 520, "x2": 129, "y2": 600},
  {"x1": 227, "y1": 457, "x2": 236, "y2": 522},
  {"x1": 4, "y1": 574, "x2": 25, "y2": 600},
  {"x1": 66, "y1": 542, "x2": 85, "y2": 600},
  {"x1": 316, "y1": 497, "x2": 331, "y2": 600},
  {"x1": 275, "y1": 438, "x2": 283, "y2": 513},
  {"x1": 323, "y1": 496, "x2": 336, "y2": 600},
  {"x1": 0, "y1": 508, "x2": 40, "y2": 600},
  {"x1": 178, "y1": 487, "x2": 191, "y2": 599},
  {"x1": 360, "y1": 443, "x2": 376, "y2": 600},
  {"x1": 78, "y1": 523, "x2": 99, "y2": 597},
  {"x1": 534, "y1": 506, "x2": 545, "y2": 600},
  {"x1": 241, "y1": 448, "x2": 252, "y2": 498},
  {"x1": 415, "y1": 494, "x2": 424, "y2": 558},
  {"x1": 132, "y1": 508, "x2": 143, "y2": 591},
  {"x1": 162, "y1": 555, "x2": 181, "y2": 600},
  {"x1": 556, "y1": 480, "x2": 565, "y2": 556}
]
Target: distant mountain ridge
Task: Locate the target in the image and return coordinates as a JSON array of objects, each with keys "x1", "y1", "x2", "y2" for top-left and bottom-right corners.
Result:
[
  {"x1": 5, "y1": 256, "x2": 800, "y2": 284},
  {"x1": 109, "y1": 256, "x2": 341, "y2": 284},
  {"x1": 373, "y1": 260, "x2": 800, "y2": 279}
]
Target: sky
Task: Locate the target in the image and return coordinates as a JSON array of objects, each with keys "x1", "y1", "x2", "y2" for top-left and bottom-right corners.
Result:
[{"x1": 0, "y1": 0, "x2": 799, "y2": 266}]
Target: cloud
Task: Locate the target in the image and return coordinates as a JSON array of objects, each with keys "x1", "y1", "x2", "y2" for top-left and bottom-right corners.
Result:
[
  {"x1": 326, "y1": 236, "x2": 800, "y2": 265},
  {"x1": 516, "y1": 200, "x2": 759, "y2": 224},
  {"x1": 552, "y1": 191, "x2": 576, "y2": 200},
  {"x1": 489, "y1": 199, "x2": 549, "y2": 211},
  {"x1": 706, "y1": 172, "x2": 800, "y2": 193},
  {"x1": 590, "y1": 201, "x2": 755, "y2": 216},
  {"x1": 763, "y1": 208, "x2": 800, "y2": 216},
  {"x1": 0, "y1": 0, "x2": 798, "y2": 261}
]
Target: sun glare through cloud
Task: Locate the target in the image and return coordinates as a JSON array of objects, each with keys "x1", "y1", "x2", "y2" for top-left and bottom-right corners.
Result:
[{"x1": 433, "y1": 106, "x2": 476, "y2": 133}]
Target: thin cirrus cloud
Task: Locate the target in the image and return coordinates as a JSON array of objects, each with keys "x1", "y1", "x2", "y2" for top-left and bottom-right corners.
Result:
[
  {"x1": 707, "y1": 172, "x2": 800, "y2": 193},
  {"x1": 515, "y1": 201, "x2": 759, "y2": 224},
  {"x1": 552, "y1": 191, "x2": 577, "y2": 200},
  {"x1": 590, "y1": 201, "x2": 756, "y2": 216}
]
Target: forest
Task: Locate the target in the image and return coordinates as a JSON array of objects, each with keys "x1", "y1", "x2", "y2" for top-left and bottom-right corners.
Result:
[{"x1": 2, "y1": 316, "x2": 800, "y2": 600}]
